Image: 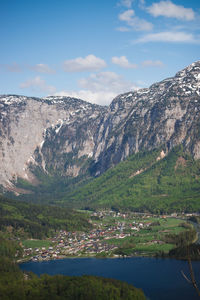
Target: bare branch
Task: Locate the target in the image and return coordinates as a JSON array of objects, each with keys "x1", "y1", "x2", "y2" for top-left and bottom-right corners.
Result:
[{"x1": 181, "y1": 270, "x2": 191, "y2": 284}]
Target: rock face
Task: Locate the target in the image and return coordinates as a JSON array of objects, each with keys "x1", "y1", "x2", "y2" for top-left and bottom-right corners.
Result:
[
  {"x1": 0, "y1": 61, "x2": 200, "y2": 192},
  {"x1": 93, "y1": 61, "x2": 200, "y2": 173},
  {"x1": 0, "y1": 96, "x2": 106, "y2": 191}
]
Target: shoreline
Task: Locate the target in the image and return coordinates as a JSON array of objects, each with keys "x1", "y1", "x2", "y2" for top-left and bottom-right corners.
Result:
[
  {"x1": 17, "y1": 253, "x2": 157, "y2": 264},
  {"x1": 18, "y1": 251, "x2": 200, "y2": 265}
]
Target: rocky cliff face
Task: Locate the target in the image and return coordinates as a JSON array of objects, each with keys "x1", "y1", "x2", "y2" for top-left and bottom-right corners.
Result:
[
  {"x1": 0, "y1": 95, "x2": 106, "y2": 192},
  {"x1": 0, "y1": 61, "x2": 200, "y2": 193},
  {"x1": 92, "y1": 61, "x2": 200, "y2": 173}
]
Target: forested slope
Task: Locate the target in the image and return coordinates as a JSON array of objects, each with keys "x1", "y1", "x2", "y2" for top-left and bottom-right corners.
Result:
[
  {"x1": 65, "y1": 147, "x2": 200, "y2": 213},
  {"x1": 0, "y1": 195, "x2": 90, "y2": 238}
]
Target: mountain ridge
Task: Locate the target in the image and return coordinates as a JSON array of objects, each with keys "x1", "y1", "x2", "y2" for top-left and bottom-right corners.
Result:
[{"x1": 0, "y1": 61, "x2": 200, "y2": 205}]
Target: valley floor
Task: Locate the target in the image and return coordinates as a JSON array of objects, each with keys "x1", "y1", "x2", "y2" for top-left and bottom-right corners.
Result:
[{"x1": 20, "y1": 211, "x2": 198, "y2": 262}]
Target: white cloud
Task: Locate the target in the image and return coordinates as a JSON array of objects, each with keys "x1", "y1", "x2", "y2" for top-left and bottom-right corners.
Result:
[
  {"x1": 63, "y1": 54, "x2": 107, "y2": 72},
  {"x1": 118, "y1": 0, "x2": 134, "y2": 8},
  {"x1": 142, "y1": 60, "x2": 164, "y2": 67},
  {"x1": 135, "y1": 31, "x2": 199, "y2": 43},
  {"x1": 54, "y1": 90, "x2": 117, "y2": 106},
  {"x1": 119, "y1": 9, "x2": 135, "y2": 22},
  {"x1": 116, "y1": 26, "x2": 130, "y2": 32},
  {"x1": 20, "y1": 76, "x2": 56, "y2": 94},
  {"x1": 112, "y1": 56, "x2": 137, "y2": 68},
  {"x1": 147, "y1": 1, "x2": 195, "y2": 21},
  {"x1": 79, "y1": 71, "x2": 137, "y2": 93},
  {"x1": 55, "y1": 71, "x2": 139, "y2": 106},
  {"x1": 0, "y1": 63, "x2": 55, "y2": 74},
  {"x1": 0, "y1": 63, "x2": 22, "y2": 72},
  {"x1": 118, "y1": 9, "x2": 153, "y2": 31},
  {"x1": 31, "y1": 64, "x2": 55, "y2": 73}
]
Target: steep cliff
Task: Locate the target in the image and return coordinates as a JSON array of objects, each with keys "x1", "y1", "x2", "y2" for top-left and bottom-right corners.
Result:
[
  {"x1": 0, "y1": 61, "x2": 200, "y2": 196},
  {"x1": 91, "y1": 61, "x2": 200, "y2": 174},
  {"x1": 0, "y1": 95, "x2": 106, "y2": 192}
]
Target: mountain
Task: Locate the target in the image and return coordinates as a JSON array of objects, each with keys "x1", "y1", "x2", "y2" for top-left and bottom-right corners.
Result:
[
  {"x1": 0, "y1": 61, "x2": 200, "y2": 210},
  {"x1": 91, "y1": 60, "x2": 200, "y2": 175},
  {"x1": 0, "y1": 95, "x2": 106, "y2": 194},
  {"x1": 65, "y1": 146, "x2": 200, "y2": 213}
]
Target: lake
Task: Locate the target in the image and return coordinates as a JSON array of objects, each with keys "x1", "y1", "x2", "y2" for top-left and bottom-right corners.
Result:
[{"x1": 20, "y1": 257, "x2": 200, "y2": 300}]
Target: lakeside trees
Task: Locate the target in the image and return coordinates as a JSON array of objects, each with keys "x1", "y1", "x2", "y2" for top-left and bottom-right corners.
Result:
[{"x1": 0, "y1": 255, "x2": 146, "y2": 300}]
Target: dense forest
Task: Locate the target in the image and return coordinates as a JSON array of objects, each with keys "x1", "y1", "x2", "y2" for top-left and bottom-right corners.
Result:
[
  {"x1": 0, "y1": 262, "x2": 146, "y2": 300},
  {"x1": 0, "y1": 195, "x2": 91, "y2": 239},
  {"x1": 62, "y1": 147, "x2": 200, "y2": 213}
]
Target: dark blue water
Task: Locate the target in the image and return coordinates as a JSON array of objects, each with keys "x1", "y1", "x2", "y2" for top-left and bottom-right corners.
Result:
[{"x1": 20, "y1": 257, "x2": 200, "y2": 300}]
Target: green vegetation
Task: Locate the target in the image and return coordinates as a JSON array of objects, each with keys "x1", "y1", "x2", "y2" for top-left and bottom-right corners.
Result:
[
  {"x1": 0, "y1": 234, "x2": 23, "y2": 259},
  {"x1": 0, "y1": 230, "x2": 146, "y2": 300},
  {"x1": 10, "y1": 146, "x2": 200, "y2": 214},
  {"x1": 0, "y1": 244, "x2": 146, "y2": 300},
  {"x1": 13, "y1": 164, "x2": 91, "y2": 206},
  {"x1": 112, "y1": 225, "x2": 197, "y2": 258},
  {"x1": 22, "y1": 239, "x2": 52, "y2": 249},
  {"x1": 189, "y1": 216, "x2": 200, "y2": 224},
  {"x1": 0, "y1": 264, "x2": 146, "y2": 300},
  {"x1": 169, "y1": 244, "x2": 200, "y2": 260},
  {"x1": 0, "y1": 191, "x2": 198, "y2": 299},
  {"x1": 0, "y1": 197, "x2": 146, "y2": 299},
  {"x1": 0, "y1": 195, "x2": 91, "y2": 239},
  {"x1": 63, "y1": 147, "x2": 200, "y2": 213},
  {"x1": 100, "y1": 215, "x2": 196, "y2": 257}
]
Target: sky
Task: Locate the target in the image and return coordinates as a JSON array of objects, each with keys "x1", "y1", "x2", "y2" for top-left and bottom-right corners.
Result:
[{"x1": 0, "y1": 0, "x2": 200, "y2": 106}]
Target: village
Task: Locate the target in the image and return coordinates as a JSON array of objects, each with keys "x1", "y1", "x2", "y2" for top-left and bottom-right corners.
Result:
[{"x1": 22, "y1": 210, "x2": 197, "y2": 261}]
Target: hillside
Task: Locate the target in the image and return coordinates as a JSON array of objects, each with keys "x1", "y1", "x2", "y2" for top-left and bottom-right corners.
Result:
[
  {"x1": 0, "y1": 195, "x2": 90, "y2": 239},
  {"x1": 64, "y1": 147, "x2": 200, "y2": 213}
]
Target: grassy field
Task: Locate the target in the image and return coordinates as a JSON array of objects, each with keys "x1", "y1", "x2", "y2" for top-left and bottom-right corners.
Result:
[
  {"x1": 133, "y1": 243, "x2": 174, "y2": 254},
  {"x1": 104, "y1": 216, "x2": 187, "y2": 255},
  {"x1": 22, "y1": 239, "x2": 53, "y2": 249}
]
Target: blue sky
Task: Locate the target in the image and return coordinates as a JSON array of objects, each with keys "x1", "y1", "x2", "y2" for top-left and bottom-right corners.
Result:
[{"x1": 0, "y1": 0, "x2": 199, "y2": 105}]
